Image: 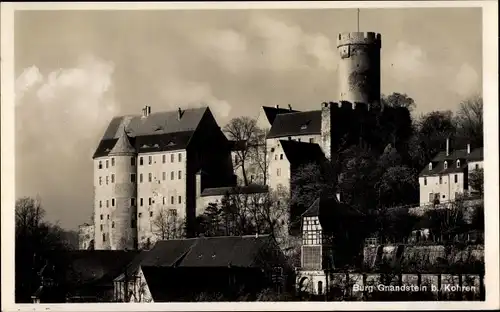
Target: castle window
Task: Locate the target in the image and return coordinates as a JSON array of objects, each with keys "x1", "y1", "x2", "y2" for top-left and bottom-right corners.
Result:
[
  {"x1": 171, "y1": 154, "x2": 174, "y2": 163},
  {"x1": 444, "y1": 161, "x2": 448, "y2": 170},
  {"x1": 169, "y1": 209, "x2": 177, "y2": 217},
  {"x1": 148, "y1": 173, "x2": 152, "y2": 182},
  {"x1": 131, "y1": 198, "x2": 136, "y2": 206},
  {"x1": 100, "y1": 214, "x2": 103, "y2": 220},
  {"x1": 112, "y1": 222, "x2": 115, "y2": 228},
  {"x1": 309, "y1": 138, "x2": 314, "y2": 143},
  {"x1": 99, "y1": 177, "x2": 102, "y2": 185},
  {"x1": 162, "y1": 172, "x2": 166, "y2": 180},
  {"x1": 100, "y1": 224, "x2": 103, "y2": 231},
  {"x1": 106, "y1": 200, "x2": 109, "y2": 207},
  {"x1": 107, "y1": 214, "x2": 110, "y2": 220},
  {"x1": 171, "y1": 196, "x2": 174, "y2": 205},
  {"x1": 139, "y1": 157, "x2": 144, "y2": 166},
  {"x1": 454, "y1": 174, "x2": 458, "y2": 183},
  {"x1": 111, "y1": 174, "x2": 115, "y2": 183},
  {"x1": 131, "y1": 157, "x2": 135, "y2": 166},
  {"x1": 98, "y1": 161, "x2": 103, "y2": 169},
  {"x1": 277, "y1": 168, "x2": 281, "y2": 176},
  {"x1": 424, "y1": 177, "x2": 427, "y2": 186},
  {"x1": 171, "y1": 171, "x2": 174, "y2": 180},
  {"x1": 106, "y1": 160, "x2": 109, "y2": 168},
  {"x1": 102, "y1": 233, "x2": 106, "y2": 242},
  {"x1": 138, "y1": 212, "x2": 142, "y2": 218},
  {"x1": 318, "y1": 281, "x2": 323, "y2": 295},
  {"x1": 149, "y1": 198, "x2": 152, "y2": 205},
  {"x1": 178, "y1": 196, "x2": 182, "y2": 204},
  {"x1": 140, "y1": 198, "x2": 143, "y2": 206},
  {"x1": 131, "y1": 173, "x2": 136, "y2": 183},
  {"x1": 298, "y1": 138, "x2": 301, "y2": 142},
  {"x1": 439, "y1": 176, "x2": 443, "y2": 184},
  {"x1": 457, "y1": 160, "x2": 461, "y2": 168},
  {"x1": 106, "y1": 176, "x2": 109, "y2": 185},
  {"x1": 274, "y1": 154, "x2": 277, "y2": 160},
  {"x1": 139, "y1": 173, "x2": 143, "y2": 183},
  {"x1": 111, "y1": 158, "x2": 115, "y2": 166},
  {"x1": 429, "y1": 163, "x2": 433, "y2": 171},
  {"x1": 112, "y1": 199, "x2": 115, "y2": 206},
  {"x1": 149, "y1": 211, "x2": 153, "y2": 217},
  {"x1": 475, "y1": 164, "x2": 479, "y2": 170},
  {"x1": 178, "y1": 153, "x2": 182, "y2": 162},
  {"x1": 99, "y1": 200, "x2": 102, "y2": 208},
  {"x1": 178, "y1": 170, "x2": 182, "y2": 179},
  {"x1": 280, "y1": 154, "x2": 283, "y2": 160},
  {"x1": 148, "y1": 156, "x2": 152, "y2": 165}
]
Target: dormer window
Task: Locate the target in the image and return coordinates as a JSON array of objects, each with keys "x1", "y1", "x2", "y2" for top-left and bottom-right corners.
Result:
[
  {"x1": 300, "y1": 124, "x2": 308, "y2": 130},
  {"x1": 456, "y1": 160, "x2": 461, "y2": 168},
  {"x1": 428, "y1": 163, "x2": 433, "y2": 171},
  {"x1": 444, "y1": 161, "x2": 448, "y2": 170}
]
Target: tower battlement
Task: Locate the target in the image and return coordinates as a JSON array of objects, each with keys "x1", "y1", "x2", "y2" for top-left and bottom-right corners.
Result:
[
  {"x1": 321, "y1": 101, "x2": 370, "y2": 111},
  {"x1": 337, "y1": 32, "x2": 381, "y2": 48}
]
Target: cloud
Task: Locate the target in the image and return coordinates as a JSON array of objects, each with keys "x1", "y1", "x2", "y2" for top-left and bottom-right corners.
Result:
[
  {"x1": 452, "y1": 63, "x2": 479, "y2": 97},
  {"x1": 192, "y1": 14, "x2": 337, "y2": 73},
  {"x1": 15, "y1": 65, "x2": 43, "y2": 101},
  {"x1": 159, "y1": 78, "x2": 232, "y2": 124},
  {"x1": 385, "y1": 41, "x2": 430, "y2": 78}
]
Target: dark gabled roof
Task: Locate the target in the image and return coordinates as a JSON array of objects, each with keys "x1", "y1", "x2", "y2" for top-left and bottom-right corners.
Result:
[
  {"x1": 49, "y1": 250, "x2": 140, "y2": 286},
  {"x1": 267, "y1": 110, "x2": 321, "y2": 139},
  {"x1": 200, "y1": 184, "x2": 269, "y2": 197},
  {"x1": 93, "y1": 107, "x2": 208, "y2": 158},
  {"x1": 261, "y1": 106, "x2": 300, "y2": 126},
  {"x1": 279, "y1": 140, "x2": 326, "y2": 167},
  {"x1": 93, "y1": 131, "x2": 195, "y2": 158},
  {"x1": 419, "y1": 147, "x2": 483, "y2": 176},
  {"x1": 302, "y1": 198, "x2": 320, "y2": 217},
  {"x1": 130, "y1": 235, "x2": 278, "y2": 270}
]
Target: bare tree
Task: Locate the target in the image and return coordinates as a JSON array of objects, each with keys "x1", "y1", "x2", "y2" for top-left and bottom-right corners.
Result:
[
  {"x1": 223, "y1": 117, "x2": 267, "y2": 186},
  {"x1": 151, "y1": 208, "x2": 185, "y2": 241},
  {"x1": 455, "y1": 95, "x2": 483, "y2": 148}
]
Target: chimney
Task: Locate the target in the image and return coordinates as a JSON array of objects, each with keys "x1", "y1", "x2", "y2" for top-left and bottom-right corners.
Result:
[
  {"x1": 177, "y1": 108, "x2": 182, "y2": 120},
  {"x1": 288, "y1": 104, "x2": 292, "y2": 111},
  {"x1": 142, "y1": 105, "x2": 150, "y2": 117},
  {"x1": 275, "y1": 104, "x2": 279, "y2": 109},
  {"x1": 467, "y1": 143, "x2": 471, "y2": 154},
  {"x1": 147, "y1": 106, "x2": 151, "y2": 115},
  {"x1": 446, "y1": 138, "x2": 450, "y2": 156}
]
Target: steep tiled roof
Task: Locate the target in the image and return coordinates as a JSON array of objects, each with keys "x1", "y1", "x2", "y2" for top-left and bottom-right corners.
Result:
[
  {"x1": 93, "y1": 107, "x2": 208, "y2": 158},
  {"x1": 279, "y1": 140, "x2": 326, "y2": 168},
  {"x1": 419, "y1": 147, "x2": 483, "y2": 176},
  {"x1": 200, "y1": 184, "x2": 268, "y2": 197},
  {"x1": 262, "y1": 106, "x2": 300, "y2": 126},
  {"x1": 108, "y1": 125, "x2": 136, "y2": 156},
  {"x1": 267, "y1": 110, "x2": 321, "y2": 139},
  {"x1": 129, "y1": 235, "x2": 278, "y2": 270},
  {"x1": 93, "y1": 131, "x2": 195, "y2": 158}
]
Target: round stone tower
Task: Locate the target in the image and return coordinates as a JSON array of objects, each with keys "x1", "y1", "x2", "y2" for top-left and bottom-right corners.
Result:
[
  {"x1": 337, "y1": 32, "x2": 381, "y2": 107},
  {"x1": 108, "y1": 125, "x2": 138, "y2": 250}
]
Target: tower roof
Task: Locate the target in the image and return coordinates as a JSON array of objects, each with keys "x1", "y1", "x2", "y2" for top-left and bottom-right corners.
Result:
[{"x1": 108, "y1": 125, "x2": 136, "y2": 156}]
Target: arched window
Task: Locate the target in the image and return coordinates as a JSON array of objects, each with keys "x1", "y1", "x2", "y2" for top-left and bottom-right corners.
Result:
[
  {"x1": 457, "y1": 160, "x2": 461, "y2": 168},
  {"x1": 317, "y1": 281, "x2": 323, "y2": 295},
  {"x1": 444, "y1": 161, "x2": 448, "y2": 169},
  {"x1": 428, "y1": 162, "x2": 433, "y2": 171}
]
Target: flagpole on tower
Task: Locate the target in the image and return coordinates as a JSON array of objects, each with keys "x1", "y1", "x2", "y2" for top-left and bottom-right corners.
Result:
[{"x1": 357, "y1": 9, "x2": 360, "y2": 32}]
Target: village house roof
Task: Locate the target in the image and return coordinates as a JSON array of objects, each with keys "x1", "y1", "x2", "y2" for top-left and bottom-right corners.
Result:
[
  {"x1": 419, "y1": 147, "x2": 483, "y2": 177},
  {"x1": 261, "y1": 105, "x2": 300, "y2": 126},
  {"x1": 93, "y1": 107, "x2": 209, "y2": 158},
  {"x1": 267, "y1": 110, "x2": 321, "y2": 139},
  {"x1": 200, "y1": 184, "x2": 269, "y2": 197},
  {"x1": 279, "y1": 140, "x2": 326, "y2": 168}
]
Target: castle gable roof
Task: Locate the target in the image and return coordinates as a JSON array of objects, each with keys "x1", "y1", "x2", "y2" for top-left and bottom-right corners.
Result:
[
  {"x1": 267, "y1": 110, "x2": 321, "y2": 139},
  {"x1": 279, "y1": 140, "x2": 326, "y2": 167},
  {"x1": 419, "y1": 147, "x2": 483, "y2": 176},
  {"x1": 108, "y1": 126, "x2": 136, "y2": 156},
  {"x1": 261, "y1": 106, "x2": 300, "y2": 126},
  {"x1": 93, "y1": 107, "x2": 208, "y2": 158}
]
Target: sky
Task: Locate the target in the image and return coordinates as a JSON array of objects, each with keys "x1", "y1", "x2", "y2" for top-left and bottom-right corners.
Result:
[{"x1": 14, "y1": 7, "x2": 482, "y2": 230}]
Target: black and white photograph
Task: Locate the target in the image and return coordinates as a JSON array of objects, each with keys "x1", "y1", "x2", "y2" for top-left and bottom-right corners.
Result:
[{"x1": 1, "y1": 1, "x2": 499, "y2": 310}]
